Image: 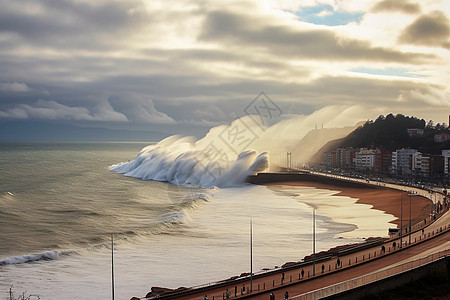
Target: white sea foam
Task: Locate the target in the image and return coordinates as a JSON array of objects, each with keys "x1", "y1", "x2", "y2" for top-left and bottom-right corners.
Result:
[
  {"x1": 161, "y1": 210, "x2": 192, "y2": 226},
  {"x1": 110, "y1": 125, "x2": 270, "y2": 187},
  {"x1": 0, "y1": 250, "x2": 60, "y2": 266}
]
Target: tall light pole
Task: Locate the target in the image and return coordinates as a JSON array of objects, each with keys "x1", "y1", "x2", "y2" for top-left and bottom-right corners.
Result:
[
  {"x1": 111, "y1": 234, "x2": 115, "y2": 300},
  {"x1": 313, "y1": 208, "x2": 316, "y2": 276},
  {"x1": 408, "y1": 192, "x2": 413, "y2": 245},
  {"x1": 435, "y1": 192, "x2": 437, "y2": 216},
  {"x1": 400, "y1": 193, "x2": 403, "y2": 248},
  {"x1": 250, "y1": 219, "x2": 253, "y2": 292}
]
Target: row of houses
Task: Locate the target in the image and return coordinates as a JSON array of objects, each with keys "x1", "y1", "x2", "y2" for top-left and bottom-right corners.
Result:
[{"x1": 322, "y1": 147, "x2": 450, "y2": 179}]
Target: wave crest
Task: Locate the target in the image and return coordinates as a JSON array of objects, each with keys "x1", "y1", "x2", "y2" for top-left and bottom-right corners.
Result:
[
  {"x1": 110, "y1": 135, "x2": 269, "y2": 187},
  {"x1": 161, "y1": 210, "x2": 192, "y2": 226},
  {"x1": 0, "y1": 250, "x2": 67, "y2": 266}
]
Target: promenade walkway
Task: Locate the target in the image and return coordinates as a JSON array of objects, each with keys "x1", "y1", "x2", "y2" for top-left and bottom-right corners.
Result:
[{"x1": 141, "y1": 175, "x2": 450, "y2": 300}]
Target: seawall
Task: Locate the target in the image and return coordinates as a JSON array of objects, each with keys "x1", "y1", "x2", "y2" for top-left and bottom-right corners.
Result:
[{"x1": 246, "y1": 172, "x2": 384, "y2": 190}]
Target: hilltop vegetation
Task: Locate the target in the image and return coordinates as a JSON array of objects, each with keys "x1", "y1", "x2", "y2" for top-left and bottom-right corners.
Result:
[{"x1": 311, "y1": 114, "x2": 450, "y2": 161}]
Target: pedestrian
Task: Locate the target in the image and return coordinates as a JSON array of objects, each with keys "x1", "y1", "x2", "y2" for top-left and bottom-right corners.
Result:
[{"x1": 284, "y1": 291, "x2": 289, "y2": 299}]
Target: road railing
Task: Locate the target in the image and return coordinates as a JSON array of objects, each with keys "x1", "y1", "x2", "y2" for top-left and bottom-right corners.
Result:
[{"x1": 290, "y1": 248, "x2": 450, "y2": 300}]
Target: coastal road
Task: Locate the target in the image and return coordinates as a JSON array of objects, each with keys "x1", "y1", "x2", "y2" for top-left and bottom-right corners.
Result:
[
  {"x1": 243, "y1": 229, "x2": 450, "y2": 300},
  {"x1": 309, "y1": 171, "x2": 447, "y2": 208},
  {"x1": 144, "y1": 206, "x2": 450, "y2": 300},
  {"x1": 141, "y1": 175, "x2": 450, "y2": 300}
]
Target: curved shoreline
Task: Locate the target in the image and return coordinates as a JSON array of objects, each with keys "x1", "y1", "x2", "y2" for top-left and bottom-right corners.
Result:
[
  {"x1": 138, "y1": 177, "x2": 447, "y2": 300},
  {"x1": 266, "y1": 181, "x2": 433, "y2": 227}
]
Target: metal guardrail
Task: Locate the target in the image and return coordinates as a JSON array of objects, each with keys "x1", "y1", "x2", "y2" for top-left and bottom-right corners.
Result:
[{"x1": 290, "y1": 248, "x2": 450, "y2": 300}]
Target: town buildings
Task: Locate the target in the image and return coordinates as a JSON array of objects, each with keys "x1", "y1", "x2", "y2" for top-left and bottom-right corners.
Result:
[{"x1": 320, "y1": 147, "x2": 450, "y2": 182}]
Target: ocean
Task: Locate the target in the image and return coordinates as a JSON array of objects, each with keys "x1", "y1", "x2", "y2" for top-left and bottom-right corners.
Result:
[{"x1": 0, "y1": 141, "x2": 394, "y2": 299}]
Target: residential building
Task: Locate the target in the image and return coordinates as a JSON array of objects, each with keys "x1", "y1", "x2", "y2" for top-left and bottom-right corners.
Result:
[
  {"x1": 434, "y1": 133, "x2": 450, "y2": 142},
  {"x1": 392, "y1": 149, "x2": 418, "y2": 175},
  {"x1": 354, "y1": 149, "x2": 380, "y2": 171},
  {"x1": 430, "y1": 155, "x2": 445, "y2": 179},
  {"x1": 406, "y1": 128, "x2": 424, "y2": 137},
  {"x1": 412, "y1": 152, "x2": 430, "y2": 178},
  {"x1": 380, "y1": 150, "x2": 393, "y2": 174},
  {"x1": 442, "y1": 150, "x2": 450, "y2": 174}
]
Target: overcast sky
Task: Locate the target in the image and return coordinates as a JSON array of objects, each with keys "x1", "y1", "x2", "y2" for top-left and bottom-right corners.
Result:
[{"x1": 1, "y1": 0, "x2": 450, "y2": 138}]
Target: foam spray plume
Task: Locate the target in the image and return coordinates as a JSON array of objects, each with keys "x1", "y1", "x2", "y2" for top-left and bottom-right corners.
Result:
[
  {"x1": 110, "y1": 116, "x2": 270, "y2": 187},
  {"x1": 111, "y1": 105, "x2": 379, "y2": 187}
]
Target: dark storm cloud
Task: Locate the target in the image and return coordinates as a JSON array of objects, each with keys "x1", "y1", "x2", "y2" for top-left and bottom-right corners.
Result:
[
  {"x1": 150, "y1": 74, "x2": 439, "y2": 128},
  {"x1": 0, "y1": 0, "x2": 150, "y2": 49},
  {"x1": 399, "y1": 10, "x2": 450, "y2": 49},
  {"x1": 0, "y1": 98, "x2": 128, "y2": 122},
  {"x1": 200, "y1": 10, "x2": 435, "y2": 64},
  {"x1": 0, "y1": 0, "x2": 448, "y2": 136},
  {"x1": 371, "y1": 0, "x2": 421, "y2": 14}
]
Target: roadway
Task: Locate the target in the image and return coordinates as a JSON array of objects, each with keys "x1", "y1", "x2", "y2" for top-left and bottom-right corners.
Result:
[{"x1": 142, "y1": 174, "x2": 450, "y2": 300}]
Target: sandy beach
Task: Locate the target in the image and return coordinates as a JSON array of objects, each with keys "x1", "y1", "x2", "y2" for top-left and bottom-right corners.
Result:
[{"x1": 267, "y1": 181, "x2": 433, "y2": 228}]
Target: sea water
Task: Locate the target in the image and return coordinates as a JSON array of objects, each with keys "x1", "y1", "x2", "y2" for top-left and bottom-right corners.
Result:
[{"x1": 0, "y1": 142, "x2": 393, "y2": 299}]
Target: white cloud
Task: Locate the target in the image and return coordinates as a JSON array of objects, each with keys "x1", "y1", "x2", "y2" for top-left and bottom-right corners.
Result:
[
  {"x1": 398, "y1": 85, "x2": 450, "y2": 106},
  {"x1": 0, "y1": 0, "x2": 449, "y2": 131},
  {"x1": 317, "y1": 9, "x2": 333, "y2": 17},
  {"x1": 0, "y1": 82, "x2": 30, "y2": 92}
]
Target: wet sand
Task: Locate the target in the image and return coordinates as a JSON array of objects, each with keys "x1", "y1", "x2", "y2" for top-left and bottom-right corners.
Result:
[{"x1": 266, "y1": 181, "x2": 433, "y2": 227}]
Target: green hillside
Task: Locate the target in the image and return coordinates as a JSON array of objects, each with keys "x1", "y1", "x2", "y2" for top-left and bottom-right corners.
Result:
[{"x1": 310, "y1": 114, "x2": 450, "y2": 162}]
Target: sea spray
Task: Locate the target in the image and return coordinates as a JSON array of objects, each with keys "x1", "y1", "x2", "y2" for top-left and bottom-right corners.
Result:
[
  {"x1": 215, "y1": 151, "x2": 269, "y2": 187},
  {"x1": 161, "y1": 210, "x2": 192, "y2": 227},
  {"x1": 110, "y1": 144, "x2": 268, "y2": 187},
  {"x1": 110, "y1": 120, "x2": 270, "y2": 187},
  {"x1": 111, "y1": 106, "x2": 376, "y2": 185}
]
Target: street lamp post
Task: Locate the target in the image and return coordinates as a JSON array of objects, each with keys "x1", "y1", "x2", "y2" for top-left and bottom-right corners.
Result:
[
  {"x1": 250, "y1": 219, "x2": 253, "y2": 292},
  {"x1": 313, "y1": 208, "x2": 316, "y2": 276},
  {"x1": 408, "y1": 191, "x2": 413, "y2": 245},
  {"x1": 400, "y1": 193, "x2": 403, "y2": 248},
  {"x1": 435, "y1": 192, "x2": 437, "y2": 216},
  {"x1": 111, "y1": 234, "x2": 115, "y2": 300}
]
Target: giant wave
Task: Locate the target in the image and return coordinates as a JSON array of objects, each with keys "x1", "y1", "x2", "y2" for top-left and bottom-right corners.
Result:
[
  {"x1": 110, "y1": 136, "x2": 269, "y2": 188},
  {"x1": 110, "y1": 106, "x2": 375, "y2": 187},
  {"x1": 110, "y1": 116, "x2": 270, "y2": 187}
]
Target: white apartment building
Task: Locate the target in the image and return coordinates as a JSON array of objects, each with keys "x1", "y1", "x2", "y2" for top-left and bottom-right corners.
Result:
[
  {"x1": 412, "y1": 152, "x2": 430, "y2": 177},
  {"x1": 392, "y1": 149, "x2": 417, "y2": 175},
  {"x1": 442, "y1": 150, "x2": 450, "y2": 174},
  {"x1": 355, "y1": 149, "x2": 378, "y2": 170}
]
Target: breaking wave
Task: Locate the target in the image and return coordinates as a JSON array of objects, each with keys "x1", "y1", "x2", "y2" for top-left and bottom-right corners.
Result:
[
  {"x1": 0, "y1": 250, "x2": 73, "y2": 266},
  {"x1": 110, "y1": 117, "x2": 270, "y2": 187},
  {"x1": 161, "y1": 210, "x2": 192, "y2": 226},
  {"x1": 110, "y1": 106, "x2": 375, "y2": 187}
]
